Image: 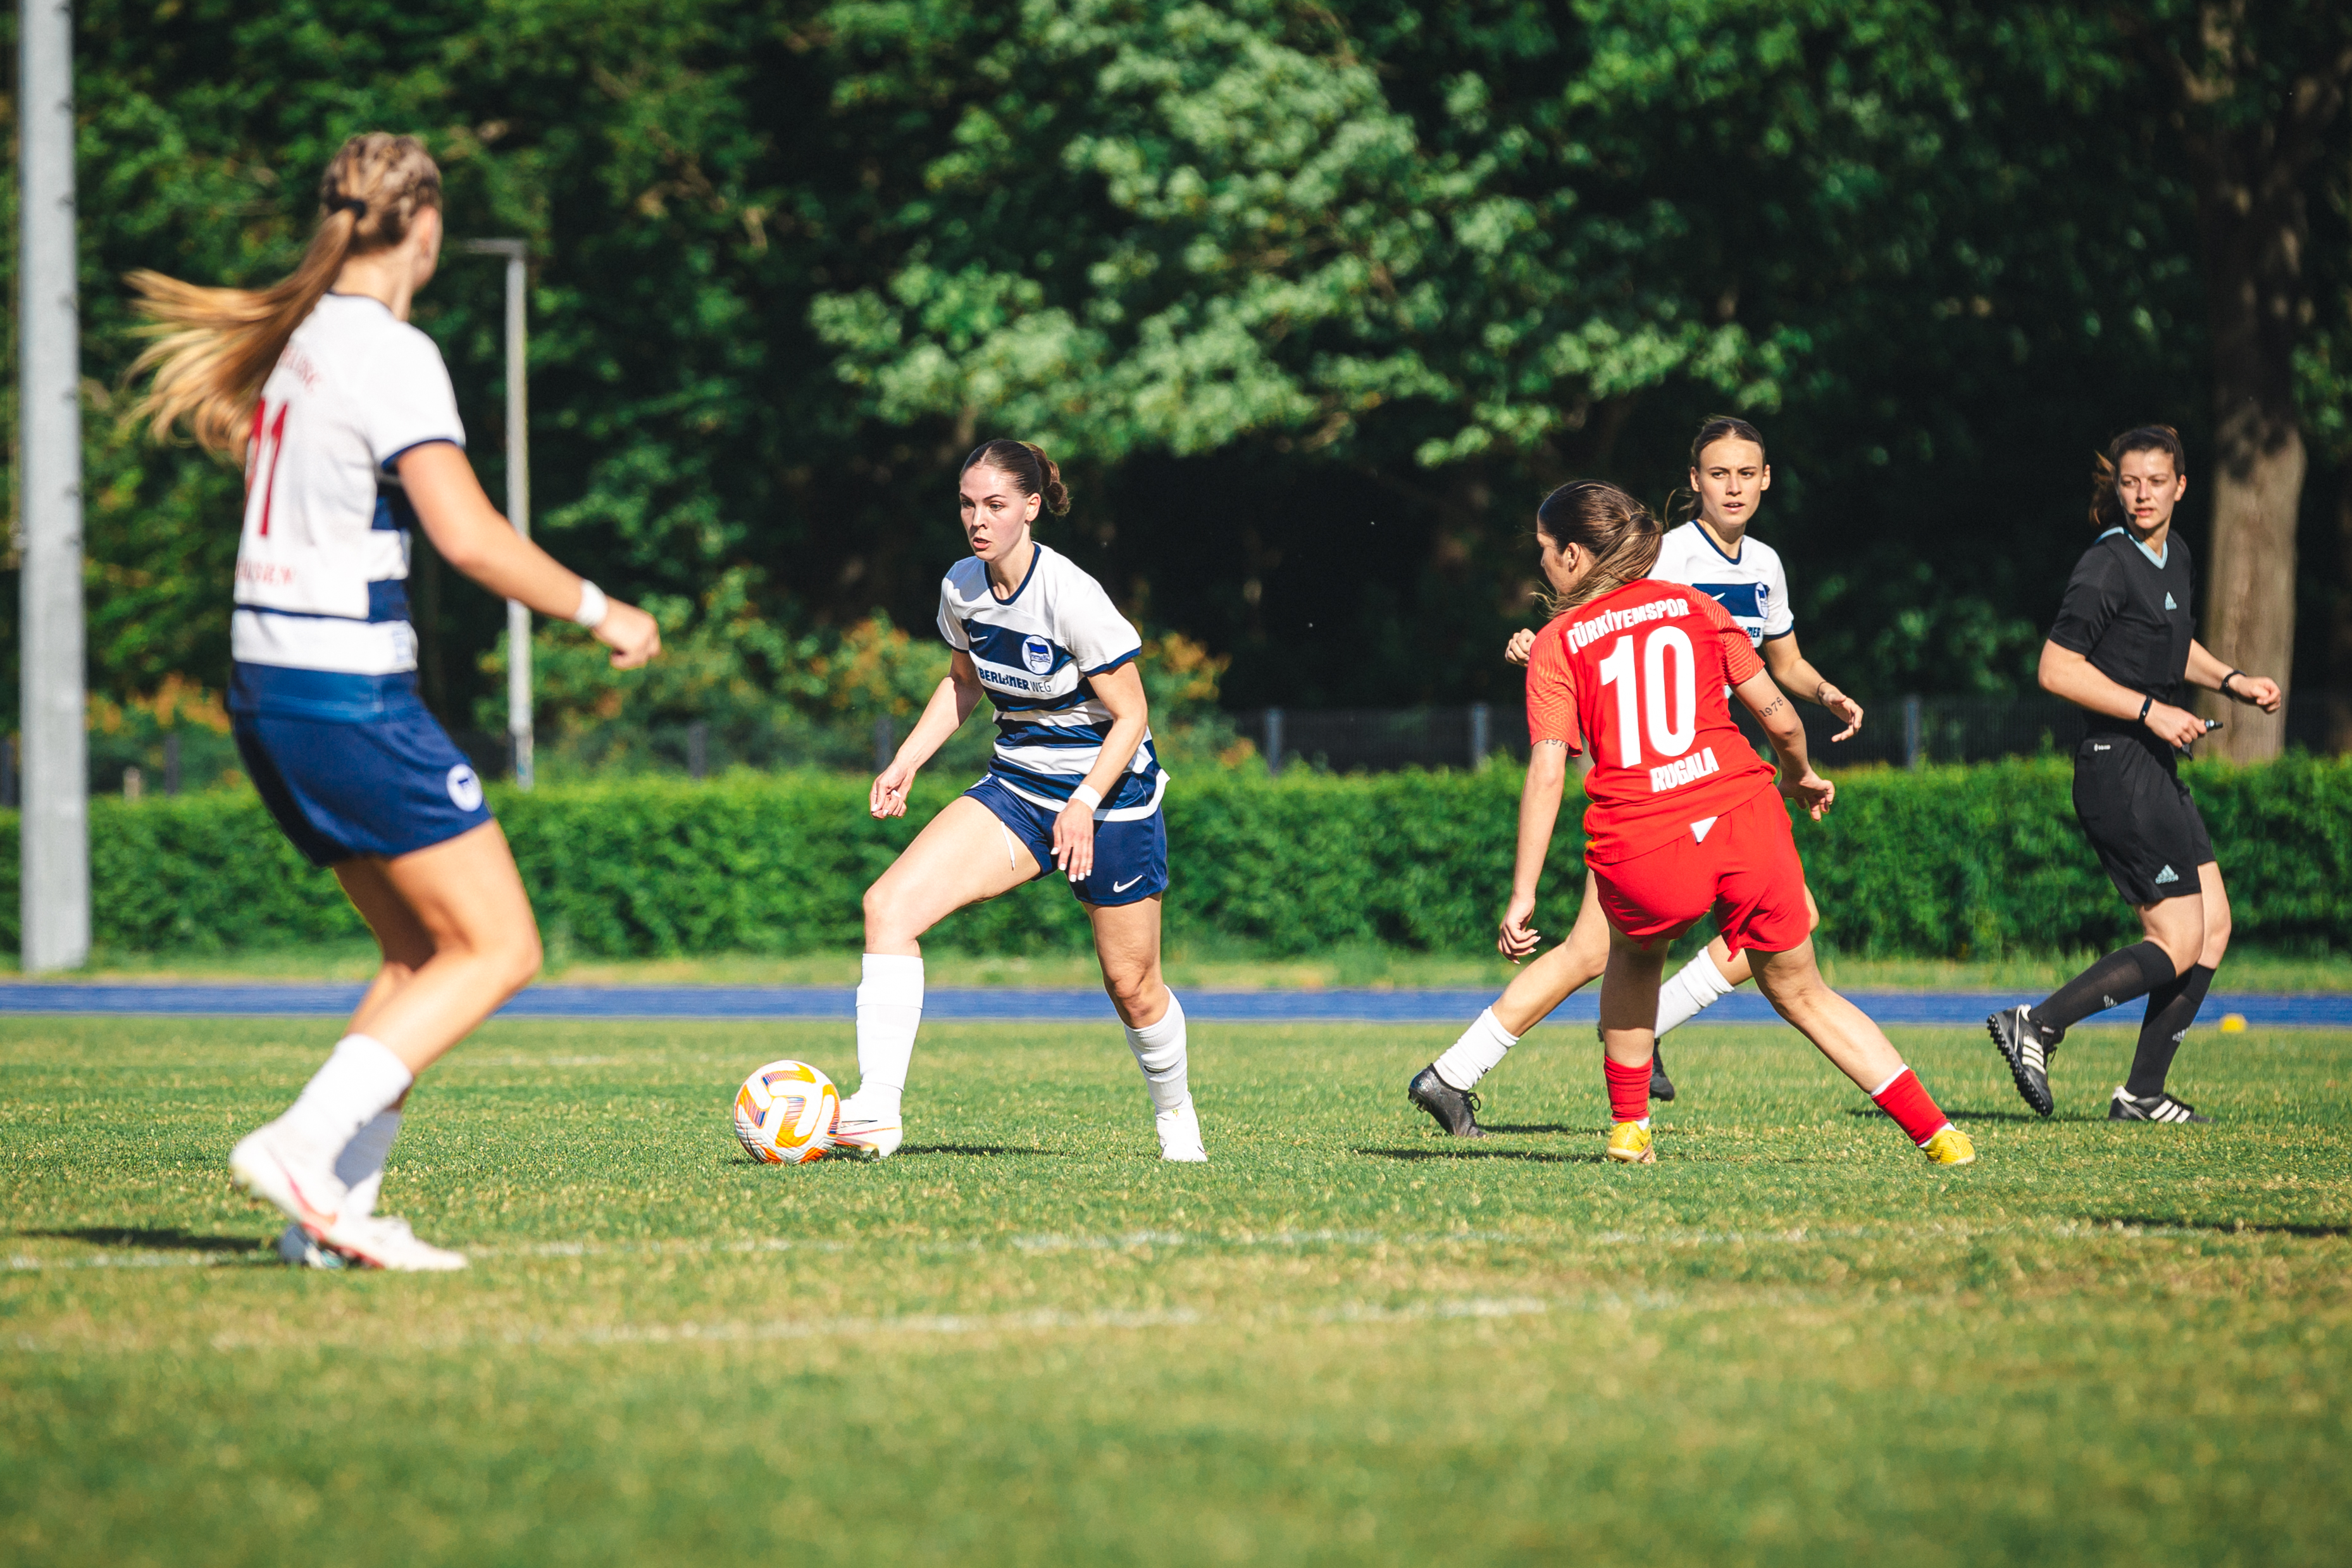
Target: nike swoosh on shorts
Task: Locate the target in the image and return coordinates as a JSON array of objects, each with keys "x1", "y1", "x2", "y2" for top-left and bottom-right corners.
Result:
[{"x1": 1112, "y1": 874, "x2": 1145, "y2": 893}]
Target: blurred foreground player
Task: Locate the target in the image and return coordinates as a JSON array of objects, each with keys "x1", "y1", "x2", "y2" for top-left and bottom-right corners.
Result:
[
  {"x1": 128, "y1": 134, "x2": 663, "y2": 1267},
  {"x1": 1988, "y1": 426, "x2": 2279, "y2": 1123},
  {"x1": 1484, "y1": 480, "x2": 1972, "y2": 1166}
]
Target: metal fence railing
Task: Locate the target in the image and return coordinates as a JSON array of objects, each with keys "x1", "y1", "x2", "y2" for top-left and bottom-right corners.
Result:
[{"x1": 1243, "y1": 690, "x2": 2352, "y2": 775}]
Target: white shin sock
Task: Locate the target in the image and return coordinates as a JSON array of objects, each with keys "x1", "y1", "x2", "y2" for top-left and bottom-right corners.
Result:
[
  {"x1": 335, "y1": 1110, "x2": 402, "y2": 1219},
  {"x1": 1125, "y1": 992, "x2": 1191, "y2": 1115},
  {"x1": 1655, "y1": 949, "x2": 1738, "y2": 1038},
  {"x1": 1433, "y1": 1008, "x2": 1519, "y2": 1092},
  {"x1": 279, "y1": 1035, "x2": 413, "y2": 1158},
  {"x1": 854, "y1": 954, "x2": 924, "y2": 1114}
]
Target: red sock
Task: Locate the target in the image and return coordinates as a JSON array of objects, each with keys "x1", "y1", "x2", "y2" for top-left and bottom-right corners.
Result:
[
  {"x1": 1603, "y1": 1054, "x2": 1652, "y2": 1124},
  {"x1": 1871, "y1": 1067, "x2": 1951, "y2": 1146}
]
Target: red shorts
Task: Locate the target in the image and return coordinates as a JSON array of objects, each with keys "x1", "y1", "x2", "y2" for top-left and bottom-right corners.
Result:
[{"x1": 1590, "y1": 787, "x2": 1811, "y2": 956}]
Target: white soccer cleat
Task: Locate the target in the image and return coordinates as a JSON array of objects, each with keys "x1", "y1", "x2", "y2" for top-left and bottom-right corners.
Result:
[
  {"x1": 831, "y1": 1092, "x2": 904, "y2": 1159},
  {"x1": 229, "y1": 1119, "x2": 346, "y2": 1238},
  {"x1": 276, "y1": 1224, "x2": 345, "y2": 1270},
  {"x1": 322, "y1": 1213, "x2": 468, "y2": 1271},
  {"x1": 1156, "y1": 1098, "x2": 1208, "y2": 1163}
]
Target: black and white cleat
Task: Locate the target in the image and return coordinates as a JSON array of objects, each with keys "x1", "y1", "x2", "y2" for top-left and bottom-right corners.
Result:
[
  {"x1": 1988, "y1": 1004, "x2": 2058, "y2": 1117},
  {"x1": 1407, "y1": 1066, "x2": 1488, "y2": 1138},
  {"x1": 2108, "y1": 1086, "x2": 2208, "y2": 1124}
]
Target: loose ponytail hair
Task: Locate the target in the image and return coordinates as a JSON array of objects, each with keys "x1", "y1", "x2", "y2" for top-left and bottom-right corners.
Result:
[
  {"x1": 961, "y1": 439, "x2": 1071, "y2": 516},
  {"x1": 2088, "y1": 425, "x2": 2187, "y2": 530},
  {"x1": 1534, "y1": 481, "x2": 1664, "y2": 615},
  {"x1": 126, "y1": 133, "x2": 444, "y2": 457}
]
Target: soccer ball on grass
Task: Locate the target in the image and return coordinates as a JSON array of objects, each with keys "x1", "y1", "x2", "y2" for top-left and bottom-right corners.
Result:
[{"x1": 733, "y1": 1059, "x2": 839, "y2": 1164}]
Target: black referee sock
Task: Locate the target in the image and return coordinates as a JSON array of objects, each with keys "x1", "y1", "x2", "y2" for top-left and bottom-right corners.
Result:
[
  {"x1": 2127, "y1": 964, "x2": 2215, "y2": 1099},
  {"x1": 2030, "y1": 941, "x2": 2175, "y2": 1035}
]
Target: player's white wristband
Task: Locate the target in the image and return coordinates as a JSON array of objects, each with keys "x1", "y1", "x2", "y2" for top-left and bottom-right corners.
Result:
[
  {"x1": 1069, "y1": 784, "x2": 1104, "y2": 812},
  {"x1": 572, "y1": 580, "x2": 610, "y2": 630}
]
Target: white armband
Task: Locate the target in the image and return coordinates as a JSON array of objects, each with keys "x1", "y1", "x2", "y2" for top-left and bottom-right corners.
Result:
[
  {"x1": 1069, "y1": 783, "x2": 1104, "y2": 812},
  {"x1": 571, "y1": 580, "x2": 610, "y2": 630}
]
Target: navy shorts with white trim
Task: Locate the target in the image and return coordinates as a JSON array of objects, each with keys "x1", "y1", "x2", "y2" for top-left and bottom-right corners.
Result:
[
  {"x1": 964, "y1": 775, "x2": 1169, "y2": 907},
  {"x1": 233, "y1": 674, "x2": 493, "y2": 867}
]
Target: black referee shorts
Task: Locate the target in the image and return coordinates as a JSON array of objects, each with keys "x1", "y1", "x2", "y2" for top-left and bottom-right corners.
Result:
[{"x1": 2070, "y1": 736, "x2": 2214, "y2": 907}]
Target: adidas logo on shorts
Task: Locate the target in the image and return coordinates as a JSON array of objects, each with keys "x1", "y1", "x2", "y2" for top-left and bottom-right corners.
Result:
[{"x1": 2154, "y1": 865, "x2": 2179, "y2": 885}]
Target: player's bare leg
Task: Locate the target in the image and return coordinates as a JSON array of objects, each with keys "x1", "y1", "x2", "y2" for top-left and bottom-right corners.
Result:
[
  {"x1": 1088, "y1": 895, "x2": 1202, "y2": 1161},
  {"x1": 1412, "y1": 872, "x2": 1608, "y2": 1137},
  {"x1": 1596, "y1": 929, "x2": 1671, "y2": 1161},
  {"x1": 840, "y1": 797, "x2": 1043, "y2": 1157},
  {"x1": 1751, "y1": 938, "x2": 1974, "y2": 1164},
  {"x1": 1650, "y1": 886, "x2": 1822, "y2": 1100},
  {"x1": 231, "y1": 823, "x2": 539, "y2": 1269}
]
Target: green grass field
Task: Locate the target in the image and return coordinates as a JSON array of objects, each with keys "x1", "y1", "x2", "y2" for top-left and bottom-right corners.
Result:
[{"x1": 5, "y1": 1013, "x2": 2348, "y2": 1566}]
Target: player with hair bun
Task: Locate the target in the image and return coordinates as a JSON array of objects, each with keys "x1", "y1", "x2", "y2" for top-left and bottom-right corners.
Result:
[
  {"x1": 840, "y1": 440, "x2": 1205, "y2": 1162},
  {"x1": 127, "y1": 133, "x2": 663, "y2": 1269},
  {"x1": 1986, "y1": 426, "x2": 2280, "y2": 1123},
  {"x1": 1476, "y1": 482, "x2": 1972, "y2": 1166}
]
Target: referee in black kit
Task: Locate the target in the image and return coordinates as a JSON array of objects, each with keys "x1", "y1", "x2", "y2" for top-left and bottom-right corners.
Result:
[{"x1": 1988, "y1": 426, "x2": 2282, "y2": 1123}]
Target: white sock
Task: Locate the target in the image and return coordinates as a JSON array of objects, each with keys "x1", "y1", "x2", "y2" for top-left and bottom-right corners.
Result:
[
  {"x1": 1125, "y1": 992, "x2": 1190, "y2": 1116},
  {"x1": 1433, "y1": 1008, "x2": 1519, "y2": 1092},
  {"x1": 1655, "y1": 950, "x2": 1738, "y2": 1038},
  {"x1": 336, "y1": 1110, "x2": 402, "y2": 1218},
  {"x1": 278, "y1": 1035, "x2": 413, "y2": 1157},
  {"x1": 854, "y1": 953, "x2": 924, "y2": 1115}
]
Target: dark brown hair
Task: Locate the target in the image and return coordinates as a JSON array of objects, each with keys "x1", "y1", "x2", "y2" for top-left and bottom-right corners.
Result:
[
  {"x1": 2088, "y1": 425, "x2": 2188, "y2": 530},
  {"x1": 1534, "y1": 481, "x2": 1664, "y2": 615},
  {"x1": 961, "y1": 439, "x2": 1070, "y2": 516},
  {"x1": 1667, "y1": 414, "x2": 1768, "y2": 523},
  {"x1": 127, "y1": 133, "x2": 444, "y2": 457}
]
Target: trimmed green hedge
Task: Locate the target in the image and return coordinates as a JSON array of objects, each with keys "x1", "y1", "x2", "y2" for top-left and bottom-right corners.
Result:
[{"x1": 8, "y1": 756, "x2": 2349, "y2": 959}]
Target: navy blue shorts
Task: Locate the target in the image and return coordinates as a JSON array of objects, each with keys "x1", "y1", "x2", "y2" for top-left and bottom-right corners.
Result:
[
  {"x1": 964, "y1": 775, "x2": 1168, "y2": 907},
  {"x1": 234, "y1": 706, "x2": 494, "y2": 868}
]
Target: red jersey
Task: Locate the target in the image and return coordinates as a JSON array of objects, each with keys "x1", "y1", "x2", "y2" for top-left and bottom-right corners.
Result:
[{"x1": 1524, "y1": 578, "x2": 1778, "y2": 864}]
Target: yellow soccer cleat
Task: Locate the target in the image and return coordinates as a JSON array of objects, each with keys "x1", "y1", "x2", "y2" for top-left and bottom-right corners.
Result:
[
  {"x1": 1922, "y1": 1126, "x2": 1977, "y2": 1166},
  {"x1": 1605, "y1": 1120, "x2": 1655, "y2": 1164}
]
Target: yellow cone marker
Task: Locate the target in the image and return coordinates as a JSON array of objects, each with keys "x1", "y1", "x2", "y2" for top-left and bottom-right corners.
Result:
[{"x1": 2218, "y1": 1013, "x2": 2248, "y2": 1034}]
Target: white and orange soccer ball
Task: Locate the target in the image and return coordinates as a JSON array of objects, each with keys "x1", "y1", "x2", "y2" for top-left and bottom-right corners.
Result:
[{"x1": 733, "y1": 1060, "x2": 840, "y2": 1165}]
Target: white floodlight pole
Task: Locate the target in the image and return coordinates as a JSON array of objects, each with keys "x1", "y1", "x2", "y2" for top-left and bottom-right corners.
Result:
[
  {"x1": 18, "y1": 0, "x2": 89, "y2": 972},
  {"x1": 455, "y1": 239, "x2": 532, "y2": 788}
]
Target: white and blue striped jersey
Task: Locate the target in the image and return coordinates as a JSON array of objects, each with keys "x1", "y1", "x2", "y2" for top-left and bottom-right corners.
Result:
[
  {"x1": 229, "y1": 292, "x2": 466, "y2": 720},
  {"x1": 1652, "y1": 521, "x2": 1794, "y2": 649},
  {"x1": 937, "y1": 544, "x2": 1165, "y2": 817}
]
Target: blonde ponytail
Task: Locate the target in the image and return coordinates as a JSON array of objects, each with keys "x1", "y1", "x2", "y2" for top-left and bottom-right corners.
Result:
[
  {"x1": 1533, "y1": 481, "x2": 1664, "y2": 615},
  {"x1": 125, "y1": 132, "x2": 443, "y2": 457}
]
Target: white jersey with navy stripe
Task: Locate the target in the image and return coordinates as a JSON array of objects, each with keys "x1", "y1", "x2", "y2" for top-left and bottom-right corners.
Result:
[
  {"x1": 230, "y1": 292, "x2": 466, "y2": 688},
  {"x1": 1652, "y1": 521, "x2": 1794, "y2": 649},
  {"x1": 937, "y1": 544, "x2": 1165, "y2": 817}
]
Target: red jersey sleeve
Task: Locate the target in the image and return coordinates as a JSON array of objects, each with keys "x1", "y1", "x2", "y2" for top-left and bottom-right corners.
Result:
[
  {"x1": 1524, "y1": 623, "x2": 1583, "y2": 754},
  {"x1": 1700, "y1": 595, "x2": 1764, "y2": 685}
]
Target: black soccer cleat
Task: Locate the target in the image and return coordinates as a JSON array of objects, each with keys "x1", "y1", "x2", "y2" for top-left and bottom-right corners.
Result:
[
  {"x1": 1649, "y1": 1042, "x2": 1677, "y2": 1102},
  {"x1": 1408, "y1": 1066, "x2": 1488, "y2": 1138},
  {"x1": 1988, "y1": 1004, "x2": 2058, "y2": 1117},
  {"x1": 2108, "y1": 1087, "x2": 2208, "y2": 1124}
]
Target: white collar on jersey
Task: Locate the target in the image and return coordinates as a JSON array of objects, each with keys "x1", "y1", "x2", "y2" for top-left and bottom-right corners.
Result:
[{"x1": 2097, "y1": 526, "x2": 2168, "y2": 569}]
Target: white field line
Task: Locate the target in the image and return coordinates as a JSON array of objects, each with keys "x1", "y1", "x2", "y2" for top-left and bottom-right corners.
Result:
[{"x1": 1, "y1": 1216, "x2": 2298, "y2": 1278}]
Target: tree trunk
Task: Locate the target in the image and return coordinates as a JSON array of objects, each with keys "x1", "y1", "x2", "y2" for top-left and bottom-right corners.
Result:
[
  {"x1": 2156, "y1": 6, "x2": 2349, "y2": 760},
  {"x1": 2331, "y1": 463, "x2": 2352, "y2": 753}
]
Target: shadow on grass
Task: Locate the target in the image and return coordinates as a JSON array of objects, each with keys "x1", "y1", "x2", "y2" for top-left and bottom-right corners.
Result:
[
  {"x1": 1855, "y1": 1105, "x2": 2108, "y2": 1124},
  {"x1": 1355, "y1": 1146, "x2": 1603, "y2": 1166},
  {"x1": 2089, "y1": 1214, "x2": 2352, "y2": 1239},
  {"x1": 902, "y1": 1144, "x2": 1060, "y2": 1158},
  {"x1": 1479, "y1": 1123, "x2": 1602, "y2": 1136},
  {"x1": 15, "y1": 1226, "x2": 264, "y2": 1254}
]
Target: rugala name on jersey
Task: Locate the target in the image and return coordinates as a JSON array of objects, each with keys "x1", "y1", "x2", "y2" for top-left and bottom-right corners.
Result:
[{"x1": 1650, "y1": 745, "x2": 1722, "y2": 795}]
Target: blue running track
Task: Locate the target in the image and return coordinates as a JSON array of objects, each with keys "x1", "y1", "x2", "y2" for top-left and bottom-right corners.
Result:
[{"x1": 2, "y1": 983, "x2": 2349, "y2": 1028}]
